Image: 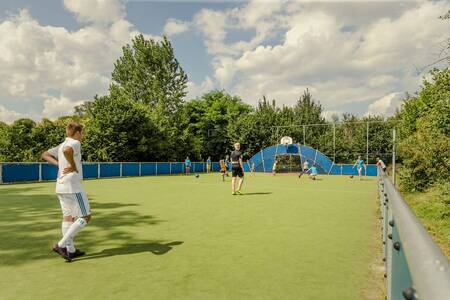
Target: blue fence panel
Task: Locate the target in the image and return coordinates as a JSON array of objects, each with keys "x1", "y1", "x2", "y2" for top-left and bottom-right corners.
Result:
[
  {"x1": 157, "y1": 163, "x2": 170, "y2": 175},
  {"x1": 82, "y1": 163, "x2": 98, "y2": 179},
  {"x1": 243, "y1": 162, "x2": 251, "y2": 172},
  {"x1": 2, "y1": 163, "x2": 39, "y2": 183},
  {"x1": 262, "y1": 146, "x2": 277, "y2": 172},
  {"x1": 342, "y1": 164, "x2": 357, "y2": 175},
  {"x1": 42, "y1": 164, "x2": 58, "y2": 181},
  {"x1": 191, "y1": 162, "x2": 202, "y2": 173},
  {"x1": 315, "y1": 165, "x2": 327, "y2": 174},
  {"x1": 171, "y1": 162, "x2": 183, "y2": 174},
  {"x1": 329, "y1": 164, "x2": 342, "y2": 175},
  {"x1": 211, "y1": 162, "x2": 220, "y2": 172},
  {"x1": 141, "y1": 163, "x2": 156, "y2": 175},
  {"x1": 366, "y1": 165, "x2": 377, "y2": 176},
  {"x1": 286, "y1": 144, "x2": 299, "y2": 154},
  {"x1": 315, "y1": 151, "x2": 333, "y2": 173},
  {"x1": 300, "y1": 145, "x2": 316, "y2": 162},
  {"x1": 100, "y1": 163, "x2": 120, "y2": 178},
  {"x1": 122, "y1": 163, "x2": 139, "y2": 177}
]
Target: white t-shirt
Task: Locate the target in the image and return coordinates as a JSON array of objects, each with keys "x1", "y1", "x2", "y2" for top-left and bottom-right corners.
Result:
[
  {"x1": 378, "y1": 160, "x2": 386, "y2": 168},
  {"x1": 48, "y1": 137, "x2": 84, "y2": 194},
  {"x1": 303, "y1": 161, "x2": 309, "y2": 169}
]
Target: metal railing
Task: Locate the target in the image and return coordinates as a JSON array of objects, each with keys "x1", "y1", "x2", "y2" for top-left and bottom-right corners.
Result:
[{"x1": 378, "y1": 167, "x2": 450, "y2": 300}]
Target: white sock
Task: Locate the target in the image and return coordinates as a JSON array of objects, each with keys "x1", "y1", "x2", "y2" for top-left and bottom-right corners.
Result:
[
  {"x1": 58, "y1": 218, "x2": 87, "y2": 248},
  {"x1": 61, "y1": 221, "x2": 76, "y2": 253}
]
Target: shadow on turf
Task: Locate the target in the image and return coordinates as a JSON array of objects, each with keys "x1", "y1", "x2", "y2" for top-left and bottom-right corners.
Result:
[
  {"x1": 0, "y1": 186, "x2": 162, "y2": 266},
  {"x1": 74, "y1": 241, "x2": 184, "y2": 262},
  {"x1": 240, "y1": 192, "x2": 273, "y2": 196}
]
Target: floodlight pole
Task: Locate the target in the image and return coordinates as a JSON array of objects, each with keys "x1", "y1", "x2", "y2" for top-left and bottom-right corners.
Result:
[
  {"x1": 392, "y1": 128, "x2": 396, "y2": 186},
  {"x1": 333, "y1": 123, "x2": 336, "y2": 162},
  {"x1": 366, "y1": 122, "x2": 369, "y2": 164},
  {"x1": 303, "y1": 125, "x2": 306, "y2": 145}
]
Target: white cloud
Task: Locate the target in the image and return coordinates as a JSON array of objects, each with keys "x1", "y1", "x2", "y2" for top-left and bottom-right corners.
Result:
[
  {"x1": 63, "y1": 0, "x2": 125, "y2": 24},
  {"x1": 321, "y1": 110, "x2": 343, "y2": 122},
  {"x1": 42, "y1": 96, "x2": 84, "y2": 120},
  {"x1": 187, "y1": 77, "x2": 215, "y2": 99},
  {"x1": 0, "y1": 3, "x2": 157, "y2": 122},
  {"x1": 164, "y1": 19, "x2": 190, "y2": 36},
  {"x1": 188, "y1": 0, "x2": 450, "y2": 113},
  {"x1": 0, "y1": 105, "x2": 27, "y2": 124},
  {"x1": 365, "y1": 92, "x2": 403, "y2": 117},
  {"x1": 193, "y1": 1, "x2": 286, "y2": 57}
]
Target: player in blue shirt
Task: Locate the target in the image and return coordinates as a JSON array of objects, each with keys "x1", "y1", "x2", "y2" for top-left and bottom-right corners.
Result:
[
  {"x1": 206, "y1": 157, "x2": 212, "y2": 173},
  {"x1": 308, "y1": 163, "x2": 318, "y2": 180},
  {"x1": 353, "y1": 156, "x2": 366, "y2": 180},
  {"x1": 185, "y1": 157, "x2": 191, "y2": 175}
]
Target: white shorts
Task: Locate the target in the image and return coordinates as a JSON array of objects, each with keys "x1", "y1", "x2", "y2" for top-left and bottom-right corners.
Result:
[{"x1": 57, "y1": 191, "x2": 91, "y2": 217}]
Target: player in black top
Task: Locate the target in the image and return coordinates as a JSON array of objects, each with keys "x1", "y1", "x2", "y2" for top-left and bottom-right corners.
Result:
[{"x1": 230, "y1": 142, "x2": 244, "y2": 195}]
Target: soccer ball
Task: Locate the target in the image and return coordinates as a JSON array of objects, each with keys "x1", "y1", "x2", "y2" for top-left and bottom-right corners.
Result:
[{"x1": 195, "y1": 174, "x2": 199, "y2": 178}]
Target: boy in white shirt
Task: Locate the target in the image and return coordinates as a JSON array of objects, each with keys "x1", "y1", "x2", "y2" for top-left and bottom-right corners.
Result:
[{"x1": 41, "y1": 122, "x2": 91, "y2": 262}]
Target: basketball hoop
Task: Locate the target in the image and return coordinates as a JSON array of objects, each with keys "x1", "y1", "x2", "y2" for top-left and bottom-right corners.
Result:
[{"x1": 280, "y1": 136, "x2": 293, "y2": 145}]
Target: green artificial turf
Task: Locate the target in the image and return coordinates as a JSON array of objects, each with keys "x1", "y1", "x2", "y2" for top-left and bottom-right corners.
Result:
[{"x1": 0, "y1": 174, "x2": 379, "y2": 300}]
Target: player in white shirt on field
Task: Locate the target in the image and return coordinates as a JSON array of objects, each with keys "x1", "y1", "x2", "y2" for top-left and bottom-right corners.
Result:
[{"x1": 41, "y1": 122, "x2": 91, "y2": 262}]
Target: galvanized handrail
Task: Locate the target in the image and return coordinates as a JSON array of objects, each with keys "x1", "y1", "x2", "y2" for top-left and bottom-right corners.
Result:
[{"x1": 378, "y1": 167, "x2": 450, "y2": 300}]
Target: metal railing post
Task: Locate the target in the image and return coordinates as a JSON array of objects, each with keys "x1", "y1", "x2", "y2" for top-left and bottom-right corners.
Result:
[
  {"x1": 260, "y1": 150, "x2": 265, "y2": 172},
  {"x1": 97, "y1": 163, "x2": 100, "y2": 179},
  {"x1": 38, "y1": 163, "x2": 42, "y2": 182},
  {"x1": 139, "y1": 162, "x2": 142, "y2": 176},
  {"x1": 0, "y1": 163, "x2": 3, "y2": 184}
]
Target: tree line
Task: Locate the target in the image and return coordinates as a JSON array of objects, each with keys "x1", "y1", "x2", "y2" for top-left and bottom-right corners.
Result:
[{"x1": 0, "y1": 33, "x2": 448, "y2": 192}]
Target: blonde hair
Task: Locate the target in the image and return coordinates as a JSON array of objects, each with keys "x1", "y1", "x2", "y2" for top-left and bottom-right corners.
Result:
[{"x1": 66, "y1": 122, "x2": 83, "y2": 137}]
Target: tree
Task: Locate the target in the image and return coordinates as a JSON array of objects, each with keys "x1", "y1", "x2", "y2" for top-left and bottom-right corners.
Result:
[
  {"x1": 111, "y1": 34, "x2": 188, "y2": 116},
  {"x1": 0, "y1": 119, "x2": 37, "y2": 161},
  {"x1": 396, "y1": 68, "x2": 450, "y2": 191},
  {"x1": 82, "y1": 95, "x2": 161, "y2": 162},
  {"x1": 32, "y1": 118, "x2": 66, "y2": 159},
  {"x1": 181, "y1": 91, "x2": 252, "y2": 160}
]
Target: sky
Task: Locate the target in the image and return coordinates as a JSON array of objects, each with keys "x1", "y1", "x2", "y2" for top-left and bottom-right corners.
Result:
[{"x1": 0, "y1": 0, "x2": 449, "y2": 123}]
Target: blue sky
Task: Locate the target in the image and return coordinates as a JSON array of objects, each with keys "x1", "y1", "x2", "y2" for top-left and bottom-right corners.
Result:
[{"x1": 0, "y1": 0, "x2": 449, "y2": 122}]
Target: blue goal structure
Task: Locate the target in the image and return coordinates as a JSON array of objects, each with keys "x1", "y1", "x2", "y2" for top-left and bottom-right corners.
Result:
[{"x1": 246, "y1": 142, "x2": 377, "y2": 176}]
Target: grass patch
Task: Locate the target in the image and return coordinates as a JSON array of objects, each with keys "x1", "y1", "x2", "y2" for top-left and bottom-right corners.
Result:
[
  {"x1": 0, "y1": 174, "x2": 381, "y2": 299},
  {"x1": 402, "y1": 186, "x2": 450, "y2": 258}
]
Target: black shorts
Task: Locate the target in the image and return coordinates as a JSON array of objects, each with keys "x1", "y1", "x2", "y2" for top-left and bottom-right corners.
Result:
[{"x1": 232, "y1": 166, "x2": 244, "y2": 178}]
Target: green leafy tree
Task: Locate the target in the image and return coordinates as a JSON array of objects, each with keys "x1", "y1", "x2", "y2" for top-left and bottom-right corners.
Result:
[
  {"x1": 111, "y1": 34, "x2": 188, "y2": 116},
  {"x1": 0, "y1": 119, "x2": 37, "y2": 161},
  {"x1": 396, "y1": 68, "x2": 450, "y2": 191},
  {"x1": 82, "y1": 95, "x2": 161, "y2": 162},
  {"x1": 181, "y1": 91, "x2": 252, "y2": 160}
]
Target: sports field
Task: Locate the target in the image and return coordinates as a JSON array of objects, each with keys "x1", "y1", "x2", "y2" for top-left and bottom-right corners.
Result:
[{"x1": 0, "y1": 174, "x2": 380, "y2": 300}]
